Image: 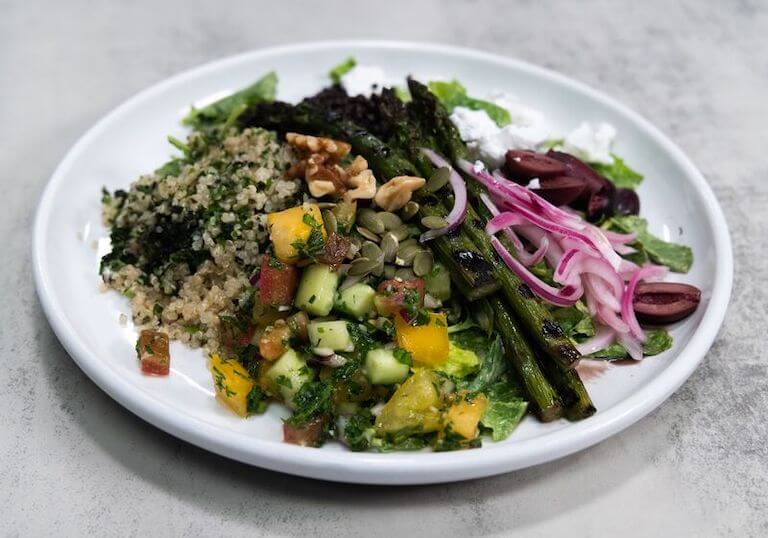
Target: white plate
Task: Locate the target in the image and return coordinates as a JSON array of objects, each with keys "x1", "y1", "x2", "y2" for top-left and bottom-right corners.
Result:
[{"x1": 33, "y1": 41, "x2": 732, "y2": 485}]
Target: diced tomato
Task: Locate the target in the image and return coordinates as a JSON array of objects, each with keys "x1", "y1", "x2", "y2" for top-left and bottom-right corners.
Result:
[
  {"x1": 283, "y1": 416, "x2": 327, "y2": 447},
  {"x1": 137, "y1": 329, "x2": 170, "y2": 376},
  {"x1": 375, "y1": 278, "x2": 425, "y2": 317},
  {"x1": 259, "y1": 252, "x2": 299, "y2": 306},
  {"x1": 258, "y1": 322, "x2": 291, "y2": 361}
]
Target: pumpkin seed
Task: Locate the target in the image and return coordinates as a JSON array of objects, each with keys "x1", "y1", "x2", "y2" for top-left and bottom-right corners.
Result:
[
  {"x1": 395, "y1": 243, "x2": 421, "y2": 266},
  {"x1": 332, "y1": 201, "x2": 357, "y2": 233},
  {"x1": 356, "y1": 226, "x2": 380, "y2": 242},
  {"x1": 348, "y1": 257, "x2": 379, "y2": 276},
  {"x1": 425, "y1": 167, "x2": 451, "y2": 192},
  {"x1": 357, "y1": 208, "x2": 385, "y2": 234},
  {"x1": 316, "y1": 202, "x2": 337, "y2": 209},
  {"x1": 413, "y1": 250, "x2": 434, "y2": 277},
  {"x1": 421, "y1": 216, "x2": 448, "y2": 229},
  {"x1": 380, "y1": 232, "x2": 399, "y2": 262},
  {"x1": 372, "y1": 259, "x2": 385, "y2": 277},
  {"x1": 322, "y1": 209, "x2": 337, "y2": 236},
  {"x1": 346, "y1": 236, "x2": 362, "y2": 259},
  {"x1": 400, "y1": 201, "x2": 419, "y2": 221},
  {"x1": 378, "y1": 211, "x2": 403, "y2": 230},
  {"x1": 398, "y1": 238, "x2": 418, "y2": 250},
  {"x1": 391, "y1": 224, "x2": 411, "y2": 241},
  {"x1": 383, "y1": 264, "x2": 396, "y2": 279},
  {"x1": 394, "y1": 267, "x2": 416, "y2": 280},
  {"x1": 361, "y1": 241, "x2": 382, "y2": 261}
]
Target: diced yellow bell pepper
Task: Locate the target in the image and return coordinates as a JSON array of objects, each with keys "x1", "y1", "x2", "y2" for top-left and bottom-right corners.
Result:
[
  {"x1": 394, "y1": 312, "x2": 449, "y2": 366},
  {"x1": 208, "y1": 353, "x2": 255, "y2": 417},
  {"x1": 267, "y1": 204, "x2": 326, "y2": 264},
  {"x1": 444, "y1": 391, "x2": 488, "y2": 440},
  {"x1": 375, "y1": 369, "x2": 442, "y2": 435}
]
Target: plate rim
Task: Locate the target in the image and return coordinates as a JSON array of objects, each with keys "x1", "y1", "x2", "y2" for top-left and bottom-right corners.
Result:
[{"x1": 32, "y1": 40, "x2": 733, "y2": 485}]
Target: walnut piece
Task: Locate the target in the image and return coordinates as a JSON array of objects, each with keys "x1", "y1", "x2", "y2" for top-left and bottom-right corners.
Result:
[
  {"x1": 286, "y1": 132, "x2": 351, "y2": 161},
  {"x1": 304, "y1": 153, "x2": 347, "y2": 198},
  {"x1": 344, "y1": 169, "x2": 376, "y2": 202},
  {"x1": 285, "y1": 134, "x2": 377, "y2": 201},
  {"x1": 374, "y1": 176, "x2": 426, "y2": 211}
]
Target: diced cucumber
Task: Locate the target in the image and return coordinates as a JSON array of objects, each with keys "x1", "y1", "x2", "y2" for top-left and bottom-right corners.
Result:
[
  {"x1": 308, "y1": 320, "x2": 353, "y2": 351},
  {"x1": 364, "y1": 348, "x2": 410, "y2": 385},
  {"x1": 424, "y1": 263, "x2": 451, "y2": 301},
  {"x1": 264, "y1": 349, "x2": 313, "y2": 407},
  {"x1": 295, "y1": 264, "x2": 340, "y2": 316},
  {"x1": 335, "y1": 283, "x2": 376, "y2": 319}
]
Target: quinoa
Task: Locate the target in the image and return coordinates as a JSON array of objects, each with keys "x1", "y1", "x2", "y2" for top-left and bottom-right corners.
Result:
[{"x1": 100, "y1": 127, "x2": 303, "y2": 349}]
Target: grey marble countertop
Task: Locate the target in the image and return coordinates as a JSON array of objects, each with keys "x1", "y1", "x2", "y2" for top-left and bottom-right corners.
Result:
[{"x1": 2, "y1": 0, "x2": 765, "y2": 536}]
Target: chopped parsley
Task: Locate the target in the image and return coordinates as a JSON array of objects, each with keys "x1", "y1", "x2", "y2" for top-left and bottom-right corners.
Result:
[
  {"x1": 393, "y1": 347, "x2": 413, "y2": 366},
  {"x1": 275, "y1": 375, "x2": 293, "y2": 389},
  {"x1": 291, "y1": 213, "x2": 326, "y2": 262},
  {"x1": 286, "y1": 381, "x2": 334, "y2": 427}
]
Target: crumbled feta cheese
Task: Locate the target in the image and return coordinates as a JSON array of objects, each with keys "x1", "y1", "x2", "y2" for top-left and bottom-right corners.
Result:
[
  {"x1": 450, "y1": 107, "x2": 498, "y2": 141},
  {"x1": 563, "y1": 122, "x2": 616, "y2": 164},
  {"x1": 450, "y1": 105, "x2": 550, "y2": 167},
  {"x1": 340, "y1": 65, "x2": 390, "y2": 98},
  {"x1": 488, "y1": 93, "x2": 547, "y2": 129}
]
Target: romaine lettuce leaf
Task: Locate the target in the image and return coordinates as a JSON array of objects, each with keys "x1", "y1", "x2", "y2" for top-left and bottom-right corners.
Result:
[
  {"x1": 607, "y1": 215, "x2": 693, "y2": 273},
  {"x1": 427, "y1": 80, "x2": 511, "y2": 127},
  {"x1": 591, "y1": 154, "x2": 644, "y2": 189},
  {"x1": 552, "y1": 303, "x2": 595, "y2": 339},
  {"x1": 587, "y1": 329, "x2": 673, "y2": 360},
  {"x1": 329, "y1": 57, "x2": 357, "y2": 84},
  {"x1": 183, "y1": 72, "x2": 277, "y2": 129},
  {"x1": 452, "y1": 331, "x2": 506, "y2": 392},
  {"x1": 480, "y1": 382, "x2": 528, "y2": 441},
  {"x1": 438, "y1": 343, "x2": 480, "y2": 379}
]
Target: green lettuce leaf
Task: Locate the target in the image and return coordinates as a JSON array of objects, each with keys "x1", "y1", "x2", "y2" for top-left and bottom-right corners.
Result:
[
  {"x1": 642, "y1": 329, "x2": 674, "y2": 355},
  {"x1": 453, "y1": 332, "x2": 506, "y2": 392},
  {"x1": 587, "y1": 329, "x2": 673, "y2": 360},
  {"x1": 607, "y1": 216, "x2": 693, "y2": 273},
  {"x1": 427, "y1": 80, "x2": 511, "y2": 127},
  {"x1": 591, "y1": 154, "x2": 644, "y2": 189},
  {"x1": 438, "y1": 342, "x2": 480, "y2": 379},
  {"x1": 480, "y1": 382, "x2": 528, "y2": 441},
  {"x1": 552, "y1": 302, "x2": 595, "y2": 339},
  {"x1": 183, "y1": 72, "x2": 278, "y2": 129},
  {"x1": 329, "y1": 57, "x2": 357, "y2": 84}
]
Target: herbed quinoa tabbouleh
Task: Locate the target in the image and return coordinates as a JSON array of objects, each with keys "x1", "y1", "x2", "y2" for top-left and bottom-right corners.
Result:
[{"x1": 100, "y1": 127, "x2": 303, "y2": 350}]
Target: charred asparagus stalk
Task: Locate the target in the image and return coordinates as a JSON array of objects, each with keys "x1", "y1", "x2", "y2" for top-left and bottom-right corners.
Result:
[{"x1": 488, "y1": 297, "x2": 563, "y2": 421}]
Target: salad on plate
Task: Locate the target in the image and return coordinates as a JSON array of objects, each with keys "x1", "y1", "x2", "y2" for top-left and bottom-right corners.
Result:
[{"x1": 99, "y1": 58, "x2": 701, "y2": 451}]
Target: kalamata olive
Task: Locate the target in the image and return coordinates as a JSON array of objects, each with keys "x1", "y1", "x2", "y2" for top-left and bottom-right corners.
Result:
[
  {"x1": 532, "y1": 176, "x2": 587, "y2": 206},
  {"x1": 546, "y1": 150, "x2": 613, "y2": 201},
  {"x1": 612, "y1": 188, "x2": 640, "y2": 216},
  {"x1": 504, "y1": 150, "x2": 567, "y2": 182},
  {"x1": 633, "y1": 282, "x2": 702, "y2": 324},
  {"x1": 586, "y1": 181, "x2": 616, "y2": 222}
]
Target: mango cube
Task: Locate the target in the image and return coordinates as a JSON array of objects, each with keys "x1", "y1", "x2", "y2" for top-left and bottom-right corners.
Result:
[
  {"x1": 394, "y1": 312, "x2": 449, "y2": 366},
  {"x1": 267, "y1": 204, "x2": 326, "y2": 264},
  {"x1": 209, "y1": 353, "x2": 255, "y2": 417}
]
